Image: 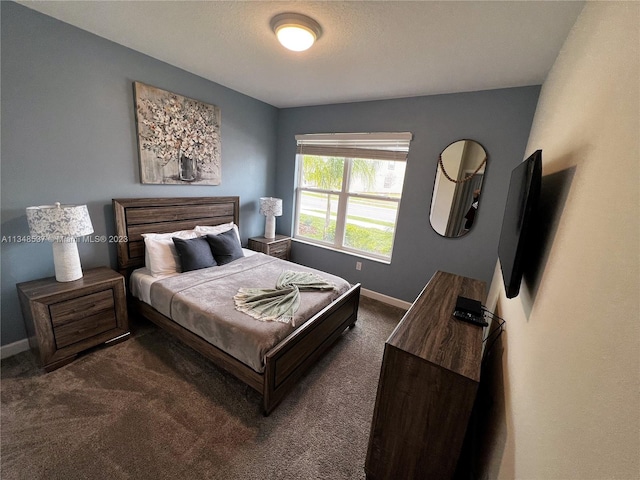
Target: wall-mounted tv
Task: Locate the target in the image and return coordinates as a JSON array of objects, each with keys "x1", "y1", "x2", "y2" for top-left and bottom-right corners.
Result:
[{"x1": 498, "y1": 149, "x2": 542, "y2": 298}]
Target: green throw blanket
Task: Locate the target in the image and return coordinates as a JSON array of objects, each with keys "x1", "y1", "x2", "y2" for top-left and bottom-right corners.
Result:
[{"x1": 234, "y1": 270, "x2": 335, "y2": 325}]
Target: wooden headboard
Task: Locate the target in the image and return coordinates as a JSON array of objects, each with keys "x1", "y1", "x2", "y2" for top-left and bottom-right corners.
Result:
[{"x1": 112, "y1": 196, "x2": 239, "y2": 277}]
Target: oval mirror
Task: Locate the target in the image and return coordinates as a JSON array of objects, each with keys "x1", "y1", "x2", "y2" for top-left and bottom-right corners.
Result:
[{"x1": 430, "y1": 139, "x2": 487, "y2": 237}]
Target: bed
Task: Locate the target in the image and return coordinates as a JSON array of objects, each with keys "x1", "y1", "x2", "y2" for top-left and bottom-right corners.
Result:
[{"x1": 112, "y1": 196, "x2": 360, "y2": 415}]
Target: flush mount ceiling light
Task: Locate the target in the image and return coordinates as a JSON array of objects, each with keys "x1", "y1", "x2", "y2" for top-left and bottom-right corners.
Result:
[{"x1": 271, "y1": 13, "x2": 322, "y2": 52}]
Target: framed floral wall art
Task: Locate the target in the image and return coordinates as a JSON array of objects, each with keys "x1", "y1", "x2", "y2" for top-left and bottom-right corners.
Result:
[{"x1": 134, "y1": 82, "x2": 221, "y2": 184}]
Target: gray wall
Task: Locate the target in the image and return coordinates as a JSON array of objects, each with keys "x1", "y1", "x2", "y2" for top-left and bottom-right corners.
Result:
[
  {"x1": 1, "y1": 3, "x2": 279, "y2": 345},
  {"x1": 276, "y1": 87, "x2": 540, "y2": 302},
  {"x1": 1, "y1": 2, "x2": 540, "y2": 347}
]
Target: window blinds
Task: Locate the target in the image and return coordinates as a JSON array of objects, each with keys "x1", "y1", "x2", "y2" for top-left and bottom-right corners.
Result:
[{"x1": 295, "y1": 132, "x2": 413, "y2": 161}]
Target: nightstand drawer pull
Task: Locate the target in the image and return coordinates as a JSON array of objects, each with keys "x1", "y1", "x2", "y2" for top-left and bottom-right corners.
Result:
[{"x1": 50, "y1": 290, "x2": 114, "y2": 327}]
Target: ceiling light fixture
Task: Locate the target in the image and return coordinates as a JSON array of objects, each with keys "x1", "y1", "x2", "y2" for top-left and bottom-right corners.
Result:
[{"x1": 271, "y1": 13, "x2": 322, "y2": 52}]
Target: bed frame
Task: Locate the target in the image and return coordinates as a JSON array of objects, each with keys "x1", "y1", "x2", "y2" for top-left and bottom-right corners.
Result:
[{"x1": 112, "y1": 197, "x2": 360, "y2": 415}]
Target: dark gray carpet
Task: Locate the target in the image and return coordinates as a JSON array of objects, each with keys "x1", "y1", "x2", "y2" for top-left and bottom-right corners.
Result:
[{"x1": 1, "y1": 296, "x2": 404, "y2": 480}]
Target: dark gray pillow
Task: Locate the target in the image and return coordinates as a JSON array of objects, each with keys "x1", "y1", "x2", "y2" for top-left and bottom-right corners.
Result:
[
  {"x1": 172, "y1": 236, "x2": 217, "y2": 272},
  {"x1": 205, "y1": 229, "x2": 244, "y2": 265}
]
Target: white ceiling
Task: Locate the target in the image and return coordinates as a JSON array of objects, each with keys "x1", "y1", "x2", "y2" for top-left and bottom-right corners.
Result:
[{"x1": 18, "y1": 1, "x2": 585, "y2": 108}]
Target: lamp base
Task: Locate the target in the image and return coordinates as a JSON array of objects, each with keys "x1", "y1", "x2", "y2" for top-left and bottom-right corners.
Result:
[
  {"x1": 264, "y1": 215, "x2": 276, "y2": 239},
  {"x1": 52, "y1": 240, "x2": 83, "y2": 282}
]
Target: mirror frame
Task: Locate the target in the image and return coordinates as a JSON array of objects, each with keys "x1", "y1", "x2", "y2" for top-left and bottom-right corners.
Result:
[{"x1": 429, "y1": 139, "x2": 488, "y2": 238}]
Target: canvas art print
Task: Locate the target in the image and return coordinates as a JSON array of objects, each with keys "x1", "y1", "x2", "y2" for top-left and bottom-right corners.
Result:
[{"x1": 134, "y1": 82, "x2": 221, "y2": 184}]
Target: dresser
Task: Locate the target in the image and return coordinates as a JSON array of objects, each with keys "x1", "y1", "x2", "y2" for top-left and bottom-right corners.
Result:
[
  {"x1": 248, "y1": 235, "x2": 291, "y2": 260},
  {"x1": 365, "y1": 271, "x2": 486, "y2": 479},
  {"x1": 17, "y1": 267, "x2": 130, "y2": 371}
]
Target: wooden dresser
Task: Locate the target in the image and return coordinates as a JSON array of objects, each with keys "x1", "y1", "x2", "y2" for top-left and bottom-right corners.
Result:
[
  {"x1": 365, "y1": 271, "x2": 486, "y2": 480},
  {"x1": 17, "y1": 267, "x2": 130, "y2": 371}
]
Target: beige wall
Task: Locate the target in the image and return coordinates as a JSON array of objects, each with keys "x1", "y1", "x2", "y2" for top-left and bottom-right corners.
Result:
[{"x1": 484, "y1": 2, "x2": 639, "y2": 478}]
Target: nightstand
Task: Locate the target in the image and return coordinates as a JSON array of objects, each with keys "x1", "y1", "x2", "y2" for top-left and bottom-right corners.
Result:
[
  {"x1": 17, "y1": 267, "x2": 130, "y2": 372},
  {"x1": 248, "y1": 235, "x2": 292, "y2": 260}
]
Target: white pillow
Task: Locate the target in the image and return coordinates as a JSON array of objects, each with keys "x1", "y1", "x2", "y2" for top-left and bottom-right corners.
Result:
[
  {"x1": 142, "y1": 229, "x2": 198, "y2": 277},
  {"x1": 194, "y1": 223, "x2": 241, "y2": 243}
]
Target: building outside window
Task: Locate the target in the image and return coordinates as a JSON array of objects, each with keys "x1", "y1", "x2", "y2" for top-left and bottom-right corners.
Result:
[{"x1": 294, "y1": 132, "x2": 412, "y2": 262}]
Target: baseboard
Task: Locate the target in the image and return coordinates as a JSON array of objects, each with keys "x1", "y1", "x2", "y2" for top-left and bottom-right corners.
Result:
[
  {"x1": 1, "y1": 339, "x2": 30, "y2": 360},
  {"x1": 361, "y1": 288, "x2": 412, "y2": 310}
]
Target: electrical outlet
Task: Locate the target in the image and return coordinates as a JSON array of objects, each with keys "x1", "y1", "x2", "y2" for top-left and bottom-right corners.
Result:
[{"x1": 355, "y1": 261, "x2": 362, "y2": 271}]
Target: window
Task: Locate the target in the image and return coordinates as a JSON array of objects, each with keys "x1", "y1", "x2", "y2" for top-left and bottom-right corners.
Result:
[{"x1": 294, "y1": 132, "x2": 412, "y2": 262}]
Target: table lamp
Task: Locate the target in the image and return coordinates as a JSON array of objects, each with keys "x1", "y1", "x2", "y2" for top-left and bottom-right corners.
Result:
[
  {"x1": 259, "y1": 197, "x2": 283, "y2": 239},
  {"x1": 26, "y1": 202, "x2": 94, "y2": 282}
]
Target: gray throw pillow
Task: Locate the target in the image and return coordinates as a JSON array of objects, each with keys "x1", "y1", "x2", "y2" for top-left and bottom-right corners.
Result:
[
  {"x1": 172, "y1": 236, "x2": 217, "y2": 272},
  {"x1": 205, "y1": 229, "x2": 244, "y2": 265}
]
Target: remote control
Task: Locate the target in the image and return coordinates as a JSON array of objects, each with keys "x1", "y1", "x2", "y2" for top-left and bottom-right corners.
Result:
[{"x1": 453, "y1": 310, "x2": 488, "y2": 327}]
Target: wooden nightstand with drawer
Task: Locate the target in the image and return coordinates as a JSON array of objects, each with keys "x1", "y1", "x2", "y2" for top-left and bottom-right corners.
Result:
[
  {"x1": 17, "y1": 267, "x2": 129, "y2": 372},
  {"x1": 248, "y1": 235, "x2": 292, "y2": 261}
]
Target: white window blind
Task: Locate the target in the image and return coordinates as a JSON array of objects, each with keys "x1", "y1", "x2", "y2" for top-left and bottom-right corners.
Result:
[{"x1": 295, "y1": 132, "x2": 413, "y2": 161}]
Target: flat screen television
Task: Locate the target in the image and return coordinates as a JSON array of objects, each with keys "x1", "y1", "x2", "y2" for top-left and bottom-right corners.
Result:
[{"x1": 497, "y1": 149, "x2": 542, "y2": 298}]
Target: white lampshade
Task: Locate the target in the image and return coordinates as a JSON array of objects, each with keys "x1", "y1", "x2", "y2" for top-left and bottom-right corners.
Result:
[
  {"x1": 259, "y1": 197, "x2": 283, "y2": 217},
  {"x1": 271, "y1": 13, "x2": 322, "y2": 52},
  {"x1": 26, "y1": 203, "x2": 94, "y2": 282},
  {"x1": 259, "y1": 197, "x2": 283, "y2": 239},
  {"x1": 26, "y1": 203, "x2": 93, "y2": 240}
]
